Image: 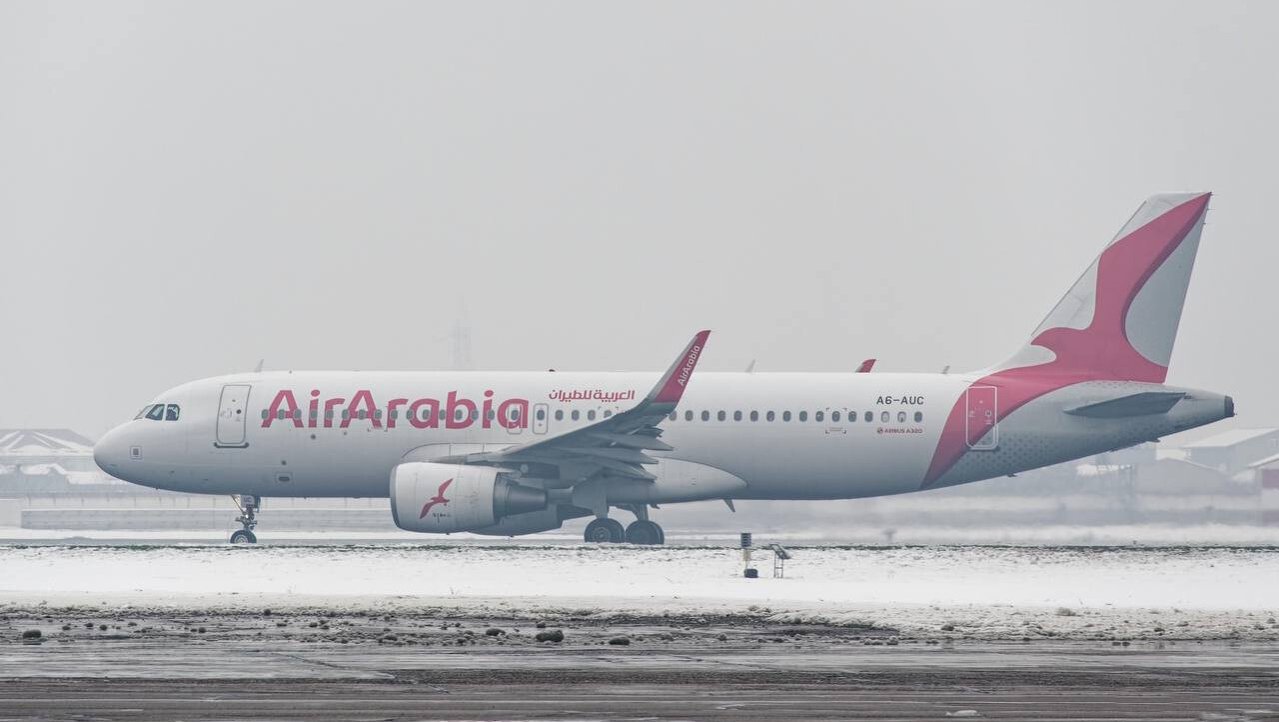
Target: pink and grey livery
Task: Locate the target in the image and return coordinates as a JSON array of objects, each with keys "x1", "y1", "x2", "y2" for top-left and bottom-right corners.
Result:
[
  {"x1": 924, "y1": 193, "x2": 1227, "y2": 489},
  {"x1": 95, "y1": 193, "x2": 1233, "y2": 545}
]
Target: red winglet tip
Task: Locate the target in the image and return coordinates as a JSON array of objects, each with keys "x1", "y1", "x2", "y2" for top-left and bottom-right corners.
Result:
[{"x1": 653, "y1": 331, "x2": 711, "y2": 404}]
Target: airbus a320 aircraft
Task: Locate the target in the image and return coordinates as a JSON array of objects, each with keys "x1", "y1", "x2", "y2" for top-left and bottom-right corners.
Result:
[{"x1": 95, "y1": 193, "x2": 1233, "y2": 544}]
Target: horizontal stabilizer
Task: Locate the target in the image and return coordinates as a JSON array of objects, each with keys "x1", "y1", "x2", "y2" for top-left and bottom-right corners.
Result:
[{"x1": 1064, "y1": 391, "x2": 1186, "y2": 419}]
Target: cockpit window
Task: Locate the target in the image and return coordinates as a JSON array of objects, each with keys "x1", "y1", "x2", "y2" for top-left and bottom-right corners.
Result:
[
  {"x1": 135, "y1": 406, "x2": 152, "y2": 420},
  {"x1": 145, "y1": 405, "x2": 165, "y2": 421},
  {"x1": 165, "y1": 404, "x2": 180, "y2": 421}
]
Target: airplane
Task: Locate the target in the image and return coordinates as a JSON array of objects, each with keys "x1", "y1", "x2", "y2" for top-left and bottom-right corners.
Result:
[{"x1": 94, "y1": 193, "x2": 1232, "y2": 544}]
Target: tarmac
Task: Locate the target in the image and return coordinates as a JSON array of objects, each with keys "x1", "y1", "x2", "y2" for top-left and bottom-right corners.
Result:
[{"x1": 1, "y1": 606, "x2": 1277, "y2": 721}]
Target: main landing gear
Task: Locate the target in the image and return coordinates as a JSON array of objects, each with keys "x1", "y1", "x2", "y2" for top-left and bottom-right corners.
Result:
[
  {"x1": 583, "y1": 505, "x2": 665, "y2": 545},
  {"x1": 230, "y1": 494, "x2": 259, "y2": 544}
]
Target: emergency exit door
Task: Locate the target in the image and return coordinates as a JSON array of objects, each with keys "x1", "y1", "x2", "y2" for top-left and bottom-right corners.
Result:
[
  {"x1": 215, "y1": 384, "x2": 252, "y2": 448},
  {"x1": 965, "y1": 386, "x2": 999, "y2": 450}
]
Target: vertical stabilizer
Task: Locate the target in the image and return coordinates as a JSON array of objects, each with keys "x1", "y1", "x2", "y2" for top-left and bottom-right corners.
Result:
[{"x1": 997, "y1": 192, "x2": 1211, "y2": 382}]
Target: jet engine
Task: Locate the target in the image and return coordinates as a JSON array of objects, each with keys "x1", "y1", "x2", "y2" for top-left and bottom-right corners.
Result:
[{"x1": 390, "y1": 462, "x2": 548, "y2": 533}]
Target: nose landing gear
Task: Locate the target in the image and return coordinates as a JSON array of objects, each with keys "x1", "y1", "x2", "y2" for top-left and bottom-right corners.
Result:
[{"x1": 230, "y1": 495, "x2": 259, "y2": 544}]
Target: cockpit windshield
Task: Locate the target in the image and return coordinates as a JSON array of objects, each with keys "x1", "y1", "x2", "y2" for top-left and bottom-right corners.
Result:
[{"x1": 136, "y1": 404, "x2": 180, "y2": 421}]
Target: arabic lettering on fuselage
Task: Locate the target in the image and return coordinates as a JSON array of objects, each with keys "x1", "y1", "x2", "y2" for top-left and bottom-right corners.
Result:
[{"x1": 547, "y1": 389, "x2": 637, "y2": 404}]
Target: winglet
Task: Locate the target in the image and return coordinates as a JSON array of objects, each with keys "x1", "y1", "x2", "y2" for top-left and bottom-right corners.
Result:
[
  {"x1": 649, "y1": 330, "x2": 711, "y2": 405},
  {"x1": 856, "y1": 358, "x2": 876, "y2": 373}
]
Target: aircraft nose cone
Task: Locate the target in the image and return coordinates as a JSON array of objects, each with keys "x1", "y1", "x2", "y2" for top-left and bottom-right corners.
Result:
[{"x1": 93, "y1": 427, "x2": 128, "y2": 474}]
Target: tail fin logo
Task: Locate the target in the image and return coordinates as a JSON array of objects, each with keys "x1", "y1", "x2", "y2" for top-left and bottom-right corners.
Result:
[
  {"x1": 923, "y1": 193, "x2": 1211, "y2": 488},
  {"x1": 419, "y1": 478, "x2": 453, "y2": 518},
  {"x1": 1027, "y1": 193, "x2": 1210, "y2": 383}
]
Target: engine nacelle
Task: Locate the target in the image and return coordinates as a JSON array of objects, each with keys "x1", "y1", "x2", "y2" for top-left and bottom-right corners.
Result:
[{"x1": 390, "y1": 462, "x2": 548, "y2": 533}]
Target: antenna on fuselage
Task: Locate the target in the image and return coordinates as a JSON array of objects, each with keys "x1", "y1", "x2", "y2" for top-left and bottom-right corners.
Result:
[
  {"x1": 744, "y1": 360, "x2": 756, "y2": 373},
  {"x1": 253, "y1": 359, "x2": 264, "y2": 373}
]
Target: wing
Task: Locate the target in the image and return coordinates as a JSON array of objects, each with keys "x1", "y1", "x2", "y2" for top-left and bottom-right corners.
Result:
[{"x1": 457, "y1": 330, "x2": 710, "y2": 482}]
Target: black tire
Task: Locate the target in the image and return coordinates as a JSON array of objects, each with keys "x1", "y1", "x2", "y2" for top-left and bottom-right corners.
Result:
[
  {"x1": 230, "y1": 529, "x2": 252, "y2": 544},
  {"x1": 602, "y1": 518, "x2": 625, "y2": 543},
  {"x1": 625, "y1": 520, "x2": 664, "y2": 545},
  {"x1": 584, "y1": 519, "x2": 615, "y2": 543}
]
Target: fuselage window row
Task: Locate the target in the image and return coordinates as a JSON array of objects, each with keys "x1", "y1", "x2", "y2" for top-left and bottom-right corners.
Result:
[{"x1": 253, "y1": 404, "x2": 924, "y2": 427}]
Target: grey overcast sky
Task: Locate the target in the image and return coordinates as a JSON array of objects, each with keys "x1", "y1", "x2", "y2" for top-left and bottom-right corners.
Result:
[{"x1": 1, "y1": 1, "x2": 1276, "y2": 438}]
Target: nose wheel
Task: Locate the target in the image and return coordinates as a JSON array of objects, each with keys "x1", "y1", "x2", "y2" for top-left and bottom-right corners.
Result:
[
  {"x1": 230, "y1": 495, "x2": 260, "y2": 544},
  {"x1": 229, "y1": 529, "x2": 257, "y2": 544}
]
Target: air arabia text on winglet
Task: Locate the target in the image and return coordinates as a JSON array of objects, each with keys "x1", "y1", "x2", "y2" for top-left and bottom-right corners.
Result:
[
  {"x1": 676, "y1": 344, "x2": 701, "y2": 387},
  {"x1": 261, "y1": 389, "x2": 530, "y2": 430}
]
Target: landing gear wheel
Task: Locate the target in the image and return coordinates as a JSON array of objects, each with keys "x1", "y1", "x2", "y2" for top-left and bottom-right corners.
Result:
[
  {"x1": 625, "y1": 520, "x2": 665, "y2": 545},
  {"x1": 229, "y1": 529, "x2": 257, "y2": 544},
  {"x1": 584, "y1": 518, "x2": 626, "y2": 543},
  {"x1": 230, "y1": 494, "x2": 260, "y2": 545}
]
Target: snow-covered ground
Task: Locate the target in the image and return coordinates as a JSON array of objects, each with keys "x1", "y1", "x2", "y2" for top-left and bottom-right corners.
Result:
[{"x1": 1, "y1": 545, "x2": 1276, "y2": 640}]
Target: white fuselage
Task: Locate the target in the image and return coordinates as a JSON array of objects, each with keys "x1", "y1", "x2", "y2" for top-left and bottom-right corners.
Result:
[{"x1": 94, "y1": 369, "x2": 1231, "y2": 504}]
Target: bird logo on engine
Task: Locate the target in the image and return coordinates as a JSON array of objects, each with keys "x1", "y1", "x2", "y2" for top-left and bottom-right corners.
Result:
[{"x1": 419, "y1": 478, "x2": 453, "y2": 519}]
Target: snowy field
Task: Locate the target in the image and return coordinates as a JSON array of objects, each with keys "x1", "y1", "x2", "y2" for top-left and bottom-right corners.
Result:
[{"x1": 2, "y1": 544, "x2": 1277, "y2": 641}]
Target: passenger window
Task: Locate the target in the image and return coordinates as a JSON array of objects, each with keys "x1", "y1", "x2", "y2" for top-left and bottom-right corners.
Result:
[
  {"x1": 685, "y1": 410, "x2": 693, "y2": 421},
  {"x1": 587, "y1": 410, "x2": 595, "y2": 421},
  {"x1": 701, "y1": 411, "x2": 710, "y2": 421},
  {"x1": 750, "y1": 411, "x2": 759, "y2": 422},
  {"x1": 782, "y1": 411, "x2": 791, "y2": 422},
  {"x1": 914, "y1": 411, "x2": 924, "y2": 423},
  {"x1": 717, "y1": 411, "x2": 726, "y2": 421},
  {"x1": 536, "y1": 408, "x2": 546, "y2": 421},
  {"x1": 260, "y1": 409, "x2": 269, "y2": 420},
  {"x1": 766, "y1": 411, "x2": 775, "y2": 422},
  {"x1": 358, "y1": 410, "x2": 367, "y2": 420},
  {"x1": 829, "y1": 411, "x2": 837, "y2": 422},
  {"x1": 881, "y1": 411, "x2": 890, "y2": 423},
  {"x1": 799, "y1": 411, "x2": 808, "y2": 422},
  {"x1": 278, "y1": 409, "x2": 287, "y2": 420},
  {"x1": 486, "y1": 410, "x2": 495, "y2": 421},
  {"x1": 897, "y1": 411, "x2": 907, "y2": 423},
  {"x1": 292, "y1": 409, "x2": 302, "y2": 421},
  {"x1": 668, "y1": 412, "x2": 676, "y2": 421},
  {"x1": 572, "y1": 410, "x2": 580, "y2": 421},
  {"x1": 734, "y1": 411, "x2": 743, "y2": 421},
  {"x1": 604, "y1": 410, "x2": 612, "y2": 418},
  {"x1": 865, "y1": 411, "x2": 873, "y2": 423},
  {"x1": 556, "y1": 410, "x2": 564, "y2": 421},
  {"x1": 146, "y1": 405, "x2": 165, "y2": 421}
]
